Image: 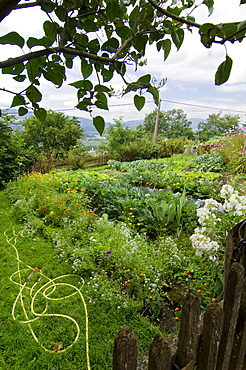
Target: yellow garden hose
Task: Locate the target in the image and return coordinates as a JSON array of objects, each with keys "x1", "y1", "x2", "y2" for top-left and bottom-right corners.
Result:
[{"x1": 4, "y1": 227, "x2": 91, "y2": 369}]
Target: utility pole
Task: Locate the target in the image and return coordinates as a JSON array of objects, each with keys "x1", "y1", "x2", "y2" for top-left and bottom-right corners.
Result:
[{"x1": 153, "y1": 99, "x2": 161, "y2": 143}]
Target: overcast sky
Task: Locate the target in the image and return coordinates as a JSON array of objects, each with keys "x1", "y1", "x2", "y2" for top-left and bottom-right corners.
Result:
[{"x1": 0, "y1": 0, "x2": 246, "y2": 124}]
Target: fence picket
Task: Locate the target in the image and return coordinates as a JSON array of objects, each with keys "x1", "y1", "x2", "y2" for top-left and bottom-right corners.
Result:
[
  {"x1": 216, "y1": 262, "x2": 245, "y2": 370},
  {"x1": 148, "y1": 333, "x2": 172, "y2": 370},
  {"x1": 113, "y1": 325, "x2": 138, "y2": 370},
  {"x1": 176, "y1": 290, "x2": 201, "y2": 368},
  {"x1": 196, "y1": 303, "x2": 224, "y2": 370}
]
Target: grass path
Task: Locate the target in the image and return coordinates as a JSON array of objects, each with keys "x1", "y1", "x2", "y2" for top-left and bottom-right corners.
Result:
[{"x1": 0, "y1": 191, "x2": 160, "y2": 369}]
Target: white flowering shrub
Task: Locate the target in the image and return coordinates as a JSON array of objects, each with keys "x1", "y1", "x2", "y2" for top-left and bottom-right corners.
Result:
[{"x1": 190, "y1": 184, "x2": 246, "y2": 256}]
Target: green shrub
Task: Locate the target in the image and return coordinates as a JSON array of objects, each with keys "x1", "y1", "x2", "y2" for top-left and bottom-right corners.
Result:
[{"x1": 192, "y1": 154, "x2": 226, "y2": 172}]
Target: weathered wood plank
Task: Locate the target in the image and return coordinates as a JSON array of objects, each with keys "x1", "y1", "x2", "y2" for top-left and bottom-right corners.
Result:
[
  {"x1": 113, "y1": 325, "x2": 138, "y2": 370},
  {"x1": 176, "y1": 290, "x2": 201, "y2": 368},
  {"x1": 229, "y1": 277, "x2": 246, "y2": 370},
  {"x1": 224, "y1": 220, "x2": 246, "y2": 294},
  {"x1": 216, "y1": 262, "x2": 245, "y2": 370},
  {"x1": 148, "y1": 333, "x2": 172, "y2": 370},
  {"x1": 196, "y1": 302, "x2": 224, "y2": 370}
]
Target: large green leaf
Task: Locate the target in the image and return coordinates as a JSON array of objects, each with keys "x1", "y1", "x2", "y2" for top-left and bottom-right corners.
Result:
[
  {"x1": 34, "y1": 108, "x2": 47, "y2": 122},
  {"x1": 163, "y1": 39, "x2": 172, "y2": 61},
  {"x1": 26, "y1": 58, "x2": 44, "y2": 82},
  {"x1": 134, "y1": 95, "x2": 145, "y2": 111},
  {"x1": 26, "y1": 85, "x2": 42, "y2": 103},
  {"x1": 215, "y1": 56, "x2": 233, "y2": 85},
  {"x1": 137, "y1": 74, "x2": 151, "y2": 85},
  {"x1": 133, "y1": 34, "x2": 148, "y2": 53},
  {"x1": 171, "y1": 29, "x2": 184, "y2": 51},
  {"x1": 147, "y1": 86, "x2": 159, "y2": 106},
  {"x1": 18, "y1": 107, "x2": 28, "y2": 116},
  {"x1": 102, "y1": 38, "x2": 119, "y2": 53},
  {"x1": 95, "y1": 92, "x2": 108, "y2": 110},
  {"x1": 105, "y1": 1, "x2": 120, "y2": 21},
  {"x1": 11, "y1": 95, "x2": 26, "y2": 108},
  {"x1": 115, "y1": 25, "x2": 132, "y2": 39},
  {"x1": 0, "y1": 32, "x2": 24, "y2": 48},
  {"x1": 81, "y1": 59, "x2": 93, "y2": 79},
  {"x1": 2, "y1": 63, "x2": 25, "y2": 75},
  {"x1": 93, "y1": 116, "x2": 105, "y2": 135}
]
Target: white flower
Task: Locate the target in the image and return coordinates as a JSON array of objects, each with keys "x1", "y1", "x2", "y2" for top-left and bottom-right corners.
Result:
[{"x1": 220, "y1": 184, "x2": 237, "y2": 199}]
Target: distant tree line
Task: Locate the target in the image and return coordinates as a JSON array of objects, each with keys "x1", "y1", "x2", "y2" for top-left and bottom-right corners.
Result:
[
  {"x1": 103, "y1": 109, "x2": 242, "y2": 161},
  {"x1": 0, "y1": 108, "x2": 243, "y2": 185}
]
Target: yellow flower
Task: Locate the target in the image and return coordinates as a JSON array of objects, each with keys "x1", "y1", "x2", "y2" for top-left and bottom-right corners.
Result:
[{"x1": 50, "y1": 211, "x2": 54, "y2": 215}]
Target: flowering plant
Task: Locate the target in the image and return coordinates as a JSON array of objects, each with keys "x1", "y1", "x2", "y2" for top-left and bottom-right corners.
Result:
[{"x1": 190, "y1": 184, "x2": 246, "y2": 256}]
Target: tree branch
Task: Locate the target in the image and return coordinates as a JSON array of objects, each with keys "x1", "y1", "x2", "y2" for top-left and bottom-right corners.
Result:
[
  {"x1": 14, "y1": 1, "x2": 41, "y2": 10},
  {"x1": 0, "y1": 0, "x2": 22, "y2": 22},
  {"x1": 147, "y1": 0, "x2": 200, "y2": 28},
  {"x1": 0, "y1": 46, "x2": 115, "y2": 69}
]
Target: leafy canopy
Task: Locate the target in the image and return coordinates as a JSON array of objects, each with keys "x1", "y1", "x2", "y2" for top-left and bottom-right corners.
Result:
[
  {"x1": 0, "y1": 0, "x2": 246, "y2": 133},
  {"x1": 19, "y1": 110, "x2": 84, "y2": 154},
  {"x1": 196, "y1": 113, "x2": 242, "y2": 142},
  {"x1": 139, "y1": 108, "x2": 194, "y2": 139}
]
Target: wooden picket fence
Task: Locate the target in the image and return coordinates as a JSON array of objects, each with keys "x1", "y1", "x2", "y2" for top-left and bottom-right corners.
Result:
[{"x1": 113, "y1": 220, "x2": 246, "y2": 370}]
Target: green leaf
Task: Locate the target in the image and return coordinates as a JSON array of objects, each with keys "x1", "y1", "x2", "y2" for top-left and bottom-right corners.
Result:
[
  {"x1": 13, "y1": 74, "x2": 26, "y2": 82},
  {"x1": 95, "y1": 92, "x2": 108, "y2": 110},
  {"x1": 26, "y1": 85, "x2": 42, "y2": 103},
  {"x1": 134, "y1": 95, "x2": 145, "y2": 111},
  {"x1": 93, "y1": 116, "x2": 105, "y2": 135},
  {"x1": 241, "y1": 0, "x2": 246, "y2": 3},
  {"x1": 55, "y1": 6, "x2": 67, "y2": 21},
  {"x1": 137, "y1": 74, "x2": 151, "y2": 85},
  {"x1": 133, "y1": 34, "x2": 148, "y2": 53},
  {"x1": 81, "y1": 59, "x2": 93, "y2": 79},
  {"x1": 101, "y1": 68, "x2": 113, "y2": 82},
  {"x1": 105, "y1": 1, "x2": 120, "y2": 21},
  {"x1": 171, "y1": 29, "x2": 184, "y2": 51},
  {"x1": 34, "y1": 108, "x2": 47, "y2": 122},
  {"x1": 221, "y1": 23, "x2": 239, "y2": 39},
  {"x1": 2, "y1": 63, "x2": 25, "y2": 75},
  {"x1": 26, "y1": 57, "x2": 44, "y2": 82},
  {"x1": 18, "y1": 107, "x2": 28, "y2": 116},
  {"x1": 11, "y1": 95, "x2": 26, "y2": 108},
  {"x1": 0, "y1": 32, "x2": 24, "y2": 48},
  {"x1": 40, "y1": 0, "x2": 56, "y2": 12},
  {"x1": 102, "y1": 38, "x2": 119, "y2": 53},
  {"x1": 215, "y1": 56, "x2": 233, "y2": 85},
  {"x1": 27, "y1": 37, "x2": 46, "y2": 48},
  {"x1": 147, "y1": 86, "x2": 159, "y2": 106},
  {"x1": 115, "y1": 26, "x2": 132, "y2": 39},
  {"x1": 203, "y1": 0, "x2": 214, "y2": 15},
  {"x1": 163, "y1": 39, "x2": 171, "y2": 61},
  {"x1": 43, "y1": 20, "x2": 57, "y2": 38}
]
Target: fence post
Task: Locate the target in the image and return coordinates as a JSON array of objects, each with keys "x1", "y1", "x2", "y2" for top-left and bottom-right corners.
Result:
[
  {"x1": 196, "y1": 303, "x2": 224, "y2": 370},
  {"x1": 113, "y1": 325, "x2": 138, "y2": 370},
  {"x1": 216, "y1": 262, "x2": 245, "y2": 370},
  {"x1": 229, "y1": 277, "x2": 246, "y2": 370},
  {"x1": 224, "y1": 220, "x2": 246, "y2": 294},
  {"x1": 176, "y1": 290, "x2": 201, "y2": 368},
  {"x1": 148, "y1": 333, "x2": 172, "y2": 370}
]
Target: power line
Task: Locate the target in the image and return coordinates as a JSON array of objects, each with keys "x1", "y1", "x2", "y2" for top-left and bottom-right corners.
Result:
[
  {"x1": 53, "y1": 99, "x2": 246, "y2": 115},
  {"x1": 161, "y1": 99, "x2": 246, "y2": 114}
]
